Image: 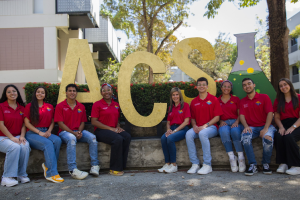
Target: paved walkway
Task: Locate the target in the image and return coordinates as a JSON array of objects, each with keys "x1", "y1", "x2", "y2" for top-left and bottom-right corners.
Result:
[{"x1": 1, "y1": 169, "x2": 300, "y2": 200}]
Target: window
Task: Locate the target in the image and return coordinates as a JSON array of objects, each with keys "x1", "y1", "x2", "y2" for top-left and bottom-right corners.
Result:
[
  {"x1": 293, "y1": 66, "x2": 299, "y2": 75},
  {"x1": 291, "y1": 38, "x2": 298, "y2": 46}
]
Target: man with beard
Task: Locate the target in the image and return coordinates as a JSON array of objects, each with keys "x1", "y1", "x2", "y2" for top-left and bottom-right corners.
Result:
[{"x1": 239, "y1": 78, "x2": 276, "y2": 176}]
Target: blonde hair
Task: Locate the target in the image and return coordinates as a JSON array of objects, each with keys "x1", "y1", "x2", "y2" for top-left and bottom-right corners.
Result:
[{"x1": 169, "y1": 87, "x2": 184, "y2": 113}]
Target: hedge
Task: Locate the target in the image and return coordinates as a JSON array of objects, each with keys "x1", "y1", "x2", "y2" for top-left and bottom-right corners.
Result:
[{"x1": 24, "y1": 81, "x2": 223, "y2": 122}]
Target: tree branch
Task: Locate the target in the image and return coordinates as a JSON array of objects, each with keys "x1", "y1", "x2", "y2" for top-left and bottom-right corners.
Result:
[
  {"x1": 142, "y1": 0, "x2": 149, "y2": 38},
  {"x1": 149, "y1": 1, "x2": 172, "y2": 30},
  {"x1": 155, "y1": 21, "x2": 183, "y2": 55}
]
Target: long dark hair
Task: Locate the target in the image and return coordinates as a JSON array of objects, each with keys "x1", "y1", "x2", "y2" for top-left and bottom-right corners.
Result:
[
  {"x1": 30, "y1": 86, "x2": 47, "y2": 125},
  {"x1": 0, "y1": 84, "x2": 25, "y2": 107},
  {"x1": 276, "y1": 78, "x2": 299, "y2": 113},
  {"x1": 169, "y1": 87, "x2": 184, "y2": 113}
]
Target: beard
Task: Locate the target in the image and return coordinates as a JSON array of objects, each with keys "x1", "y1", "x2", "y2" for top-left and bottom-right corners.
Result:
[{"x1": 245, "y1": 88, "x2": 255, "y2": 94}]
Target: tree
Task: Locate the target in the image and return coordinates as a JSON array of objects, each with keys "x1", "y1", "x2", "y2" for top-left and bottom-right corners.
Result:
[
  {"x1": 290, "y1": 24, "x2": 300, "y2": 38},
  {"x1": 102, "y1": 0, "x2": 196, "y2": 83},
  {"x1": 204, "y1": 0, "x2": 299, "y2": 89}
]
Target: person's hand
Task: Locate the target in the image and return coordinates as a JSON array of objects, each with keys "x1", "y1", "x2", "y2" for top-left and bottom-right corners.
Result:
[
  {"x1": 242, "y1": 126, "x2": 252, "y2": 134},
  {"x1": 38, "y1": 131, "x2": 48, "y2": 138},
  {"x1": 193, "y1": 125, "x2": 199, "y2": 134},
  {"x1": 10, "y1": 137, "x2": 21, "y2": 144},
  {"x1": 278, "y1": 127, "x2": 286, "y2": 136},
  {"x1": 198, "y1": 125, "x2": 207, "y2": 132},
  {"x1": 286, "y1": 127, "x2": 295, "y2": 135},
  {"x1": 111, "y1": 127, "x2": 119, "y2": 133},
  {"x1": 44, "y1": 130, "x2": 52, "y2": 138},
  {"x1": 19, "y1": 136, "x2": 27, "y2": 144},
  {"x1": 76, "y1": 131, "x2": 83, "y2": 139},
  {"x1": 219, "y1": 120, "x2": 227, "y2": 127},
  {"x1": 259, "y1": 127, "x2": 268, "y2": 138},
  {"x1": 231, "y1": 121, "x2": 239, "y2": 128},
  {"x1": 116, "y1": 127, "x2": 124, "y2": 133},
  {"x1": 165, "y1": 129, "x2": 172, "y2": 137}
]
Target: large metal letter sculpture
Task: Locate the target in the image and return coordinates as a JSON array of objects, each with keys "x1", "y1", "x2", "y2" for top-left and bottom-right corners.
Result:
[
  {"x1": 118, "y1": 52, "x2": 167, "y2": 127},
  {"x1": 173, "y1": 38, "x2": 216, "y2": 104},
  {"x1": 57, "y1": 39, "x2": 101, "y2": 104}
]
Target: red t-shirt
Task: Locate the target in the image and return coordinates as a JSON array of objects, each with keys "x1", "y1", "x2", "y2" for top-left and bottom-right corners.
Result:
[
  {"x1": 190, "y1": 92, "x2": 223, "y2": 128},
  {"x1": 167, "y1": 102, "x2": 191, "y2": 126},
  {"x1": 54, "y1": 99, "x2": 87, "y2": 134},
  {"x1": 91, "y1": 99, "x2": 120, "y2": 130},
  {"x1": 218, "y1": 95, "x2": 240, "y2": 121},
  {"x1": 24, "y1": 102, "x2": 54, "y2": 128},
  {"x1": 0, "y1": 101, "x2": 25, "y2": 136},
  {"x1": 273, "y1": 94, "x2": 300, "y2": 121},
  {"x1": 240, "y1": 93, "x2": 273, "y2": 127}
]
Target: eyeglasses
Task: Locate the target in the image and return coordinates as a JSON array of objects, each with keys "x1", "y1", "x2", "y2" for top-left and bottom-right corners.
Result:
[
  {"x1": 222, "y1": 86, "x2": 231, "y2": 89},
  {"x1": 197, "y1": 84, "x2": 207, "y2": 87}
]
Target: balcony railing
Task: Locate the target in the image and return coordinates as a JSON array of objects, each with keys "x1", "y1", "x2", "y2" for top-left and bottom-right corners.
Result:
[
  {"x1": 292, "y1": 74, "x2": 299, "y2": 83},
  {"x1": 291, "y1": 44, "x2": 298, "y2": 53}
]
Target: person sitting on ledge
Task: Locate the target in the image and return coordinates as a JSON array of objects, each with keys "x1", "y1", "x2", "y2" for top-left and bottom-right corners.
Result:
[
  {"x1": 274, "y1": 78, "x2": 300, "y2": 175},
  {"x1": 0, "y1": 85, "x2": 31, "y2": 187},
  {"x1": 91, "y1": 83, "x2": 131, "y2": 176},
  {"x1": 158, "y1": 87, "x2": 190, "y2": 173},
  {"x1": 240, "y1": 78, "x2": 276, "y2": 176},
  {"x1": 24, "y1": 86, "x2": 64, "y2": 183},
  {"x1": 218, "y1": 80, "x2": 246, "y2": 173},
  {"x1": 186, "y1": 77, "x2": 223, "y2": 175},
  {"x1": 54, "y1": 84, "x2": 100, "y2": 180}
]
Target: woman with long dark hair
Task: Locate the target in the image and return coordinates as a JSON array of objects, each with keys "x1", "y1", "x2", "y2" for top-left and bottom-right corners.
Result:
[
  {"x1": 274, "y1": 78, "x2": 300, "y2": 175},
  {"x1": 158, "y1": 87, "x2": 190, "y2": 173},
  {"x1": 24, "y1": 86, "x2": 63, "y2": 183},
  {"x1": 0, "y1": 85, "x2": 31, "y2": 187}
]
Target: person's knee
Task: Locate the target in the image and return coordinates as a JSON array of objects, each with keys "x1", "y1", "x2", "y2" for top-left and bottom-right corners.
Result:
[
  {"x1": 67, "y1": 135, "x2": 77, "y2": 145},
  {"x1": 113, "y1": 135, "x2": 123, "y2": 145},
  {"x1": 264, "y1": 135, "x2": 272, "y2": 141},
  {"x1": 185, "y1": 130, "x2": 194, "y2": 140},
  {"x1": 8, "y1": 142, "x2": 21, "y2": 152},
  {"x1": 241, "y1": 132, "x2": 252, "y2": 145},
  {"x1": 198, "y1": 131, "x2": 208, "y2": 141}
]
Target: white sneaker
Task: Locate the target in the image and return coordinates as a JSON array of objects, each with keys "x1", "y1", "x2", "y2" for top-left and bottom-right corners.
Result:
[
  {"x1": 187, "y1": 164, "x2": 200, "y2": 174},
  {"x1": 238, "y1": 159, "x2": 246, "y2": 172},
  {"x1": 90, "y1": 165, "x2": 100, "y2": 176},
  {"x1": 158, "y1": 164, "x2": 170, "y2": 173},
  {"x1": 230, "y1": 156, "x2": 238, "y2": 172},
  {"x1": 70, "y1": 169, "x2": 89, "y2": 180},
  {"x1": 1, "y1": 177, "x2": 18, "y2": 187},
  {"x1": 197, "y1": 164, "x2": 213, "y2": 175},
  {"x1": 276, "y1": 164, "x2": 288, "y2": 173},
  {"x1": 165, "y1": 165, "x2": 178, "y2": 173},
  {"x1": 17, "y1": 176, "x2": 30, "y2": 183},
  {"x1": 286, "y1": 166, "x2": 300, "y2": 175}
]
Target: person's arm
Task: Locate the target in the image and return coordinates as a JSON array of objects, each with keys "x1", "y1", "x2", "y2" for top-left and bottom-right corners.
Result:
[
  {"x1": 219, "y1": 120, "x2": 227, "y2": 127},
  {"x1": 231, "y1": 110, "x2": 240, "y2": 128},
  {"x1": 259, "y1": 112, "x2": 273, "y2": 137},
  {"x1": 199, "y1": 116, "x2": 220, "y2": 131},
  {"x1": 91, "y1": 118, "x2": 118, "y2": 133},
  {"x1": 0, "y1": 121, "x2": 20, "y2": 144},
  {"x1": 286, "y1": 110, "x2": 300, "y2": 135},
  {"x1": 172, "y1": 118, "x2": 189, "y2": 133},
  {"x1": 274, "y1": 112, "x2": 285, "y2": 135},
  {"x1": 19, "y1": 124, "x2": 27, "y2": 144},
  {"x1": 240, "y1": 114, "x2": 252, "y2": 133},
  {"x1": 191, "y1": 118, "x2": 199, "y2": 133},
  {"x1": 57, "y1": 121, "x2": 78, "y2": 136},
  {"x1": 24, "y1": 117, "x2": 49, "y2": 138}
]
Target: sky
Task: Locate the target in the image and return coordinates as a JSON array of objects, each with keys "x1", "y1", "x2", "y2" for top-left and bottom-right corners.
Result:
[{"x1": 115, "y1": 0, "x2": 300, "y2": 51}]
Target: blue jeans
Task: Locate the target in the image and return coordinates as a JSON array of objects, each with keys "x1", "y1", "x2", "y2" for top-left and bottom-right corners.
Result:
[
  {"x1": 0, "y1": 135, "x2": 31, "y2": 178},
  {"x1": 161, "y1": 125, "x2": 189, "y2": 163},
  {"x1": 25, "y1": 128, "x2": 62, "y2": 177},
  {"x1": 241, "y1": 125, "x2": 276, "y2": 165},
  {"x1": 59, "y1": 130, "x2": 99, "y2": 171},
  {"x1": 218, "y1": 119, "x2": 243, "y2": 153},
  {"x1": 185, "y1": 125, "x2": 218, "y2": 166}
]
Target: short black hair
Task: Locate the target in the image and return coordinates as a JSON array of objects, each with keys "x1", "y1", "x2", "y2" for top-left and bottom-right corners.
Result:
[
  {"x1": 197, "y1": 77, "x2": 208, "y2": 85},
  {"x1": 242, "y1": 78, "x2": 254, "y2": 84},
  {"x1": 66, "y1": 84, "x2": 78, "y2": 92}
]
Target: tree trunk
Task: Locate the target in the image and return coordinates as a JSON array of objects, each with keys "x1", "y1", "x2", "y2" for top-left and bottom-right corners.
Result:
[
  {"x1": 147, "y1": 32, "x2": 154, "y2": 84},
  {"x1": 267, "y1": 0, "x2": 290, "y2": 90}
]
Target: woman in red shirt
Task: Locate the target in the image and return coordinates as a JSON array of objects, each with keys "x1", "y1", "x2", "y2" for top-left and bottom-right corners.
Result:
[
  {"x1": 91, "y1": 83, "x2": 131, "y2": 176},
  {"x1": 0, "y1": 85, "x2": 31, "y2": 187},
  {"x1": 158, "y1": 87, "x2": 190, "y2": 173},
  {"x1": 274, "y1": 78, "x2": 300, "y2": 175},
  {"x1": 24, "y1": 86, "x2": 64, "y2": 183}
]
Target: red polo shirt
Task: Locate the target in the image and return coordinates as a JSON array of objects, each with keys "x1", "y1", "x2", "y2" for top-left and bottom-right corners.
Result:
[
  {"x1": 273, "y1": 94, "x2": 300, "y2": 121},
  {"x1": 218, "y1": 95, "x2": 240, "y2": 121},
  {"x1": 54, "y1": 99, "x2": 87, "y2": 134},
  {"x1": 91, "y1": 99, "x2": 120, "y2": 130},
  {"x1": 240, "y1": 93, "x2": 273, "y2": 127},
  {"x1": 190, "y1": 92, "x2": 223, "y2": 128},
  {"x1": 167, "y1": 102, "x2": 191, "y2": 126},
  {"x1": 24, "y1": 102, "x2": 54, "y2": 128},
  {"x1": 0, "y1": 101, "x2": 25, "y2": 136}
]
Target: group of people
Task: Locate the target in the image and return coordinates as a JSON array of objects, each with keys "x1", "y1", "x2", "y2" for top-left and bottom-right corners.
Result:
[
  {"x1": 0, "y1": 83, "x2": 131, "y2": 187},
  {"x1": 0, "y1": 77, "x2": 300, "y2": 187},
  {"x1": 158, "y1": 77, "x2": 300, "y2": 177}
]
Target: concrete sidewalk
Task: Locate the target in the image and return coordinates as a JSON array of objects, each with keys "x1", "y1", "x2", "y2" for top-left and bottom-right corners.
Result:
[{"x1": 0, "y1": 169, "x2": 299, "y2": 200}]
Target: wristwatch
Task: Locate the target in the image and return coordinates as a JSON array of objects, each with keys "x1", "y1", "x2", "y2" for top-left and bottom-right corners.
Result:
[
  {"x1": 206, "y1": 122, "x2": 210, "y2": 126},
  {"x1": 174, "y1": 129, "x2": 177, "y2": 132},
  {"x1": 293, "y1": 124, "x2": 297, "y2": 128}
]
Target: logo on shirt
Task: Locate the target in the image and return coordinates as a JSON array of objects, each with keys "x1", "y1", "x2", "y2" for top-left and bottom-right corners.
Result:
[
  {"x1": 4, "y1": 110, "x2": 10, "y2": 113},
  {"x1": 47, "y1": 107, "x2": 51, "y2": 111},
  {"x1": 63, "y1": 108, "x2": 69, "y2": 111},
  {"x1": 256, "y1": 101, "x2": 261, "y2": 106},
  {"x1": 244, "y1": 104, "x2": 248, "y2": 108},
  {"x1": 77, "y1": 109, "x2": 82, "y2": 113},
  {"x1": 178, "y1": 110, "x2": 183, "y2": 114},
  {"x1": 194, "y1": 103, "x2": 200, "y2": 106},
  {"x1": 103, "y1": 107, "x2": 108, "y2": 110},
  {"x1": 206, "y1": 101, "x2": 212, "y2": 105},
  {"x1": 230, "y1": 101, "x2": 234, "y2": 104},
  {"x1": 115, "y1": 105, "x2": 119, "y2": 109},
  {"x1": 19, "y1": 111, "x2": 23, "y2": 115}
]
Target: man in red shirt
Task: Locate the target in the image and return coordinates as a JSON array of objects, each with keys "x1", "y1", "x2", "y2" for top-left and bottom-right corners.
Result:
[
  {"x1": 240, "y1": 78, "x2": 276, "y2": 176},
  {"x1": 54, "y1": 84, "x2": 100, "y2": 180},
  {"x1": 186, "y1": 77, "x2": 223, "y2": 175}
]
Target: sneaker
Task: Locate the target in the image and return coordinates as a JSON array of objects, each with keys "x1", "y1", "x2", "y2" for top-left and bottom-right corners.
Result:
[
  {"x1": 17, "y1": 176, "x2": 30, "y2": 183},
  {"x1": 165, "y1": 165, "x2": 178, "y2": 173},
  {"x1": 263, "y1": 164, "x2": 272, "y2": 175},
  {"x1": 286, "y1": 167, "x2": 300, "y2": 175},
  {"x1": 229, "y1": 156, "x2": 238, "y2": 172},
  {"x1": 245, "y1": 164, "x2": 258, "y2": 176},
  {"x1": 90, "y1": 165, "x2": 100, "y2": 176},
  {"x1": 42, "y1": 163, "x2": 48, "y2": 179},
  {"x1": 187, "y1": 164, "x2": 200, "y2": 174},
  {"x1": 197, "y1": 164, "x2": 213, "y2": 175},
  {"x1": 1, "y1": 177, "x2": 18, "y2": 187},
  {"x1": 70, "y1": 169, "x2": 89, "y2": 180},
  {"x1": 158, "y1": 164, "x2": 170, "y2": 173},
  {"x1": 276, "y1": 164, "x2": 288, "y2": 174},
  {"x1": 238, "y1": 159, "x2": 246, "y2": 172},
  {"x1": 46, "y1": 175, "x2": 64, "y2": 183}
]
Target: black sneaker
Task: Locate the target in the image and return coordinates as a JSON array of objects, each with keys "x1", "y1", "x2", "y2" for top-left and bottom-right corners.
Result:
[
  {"x1": 245, "y1": 164, "x2": 258, "y2": 176},
  {"x1": 263, "y1": 164, "x2": 272, "y2": 175}
]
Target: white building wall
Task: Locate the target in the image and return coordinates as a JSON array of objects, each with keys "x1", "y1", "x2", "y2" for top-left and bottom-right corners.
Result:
[
  {"x1": 0, "y1": 0, "x2": 33, "y2": 15},
  {"x1": 34, "y1": 0, "x2": 43, "y2": 14},
  {"x1": 44, "y1": 27, "x2": 58, "y2": 70}
]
